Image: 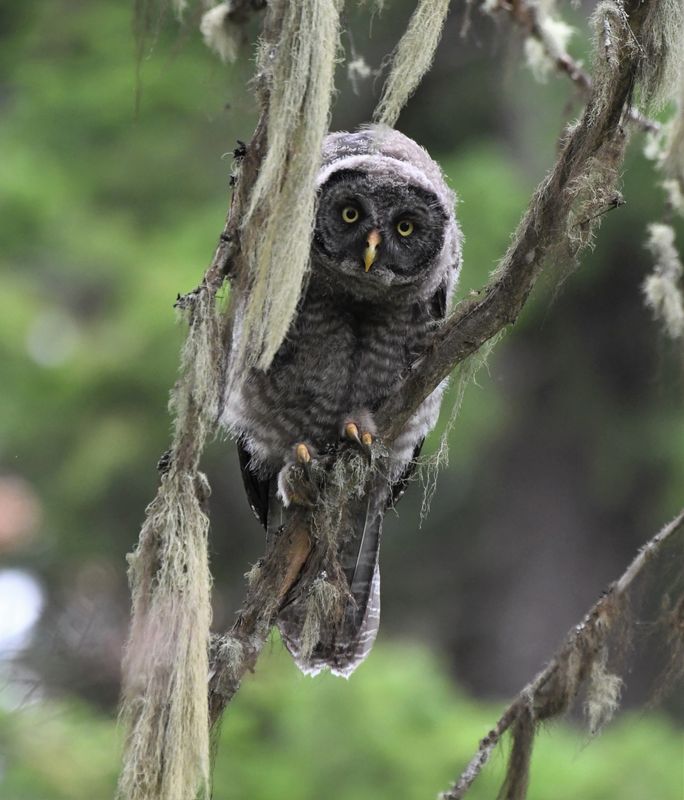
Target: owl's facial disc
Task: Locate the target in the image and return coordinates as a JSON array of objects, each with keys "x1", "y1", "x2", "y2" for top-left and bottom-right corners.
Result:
[{"x1": 314, "y1": 170, "x2": 447, "y2": 293}]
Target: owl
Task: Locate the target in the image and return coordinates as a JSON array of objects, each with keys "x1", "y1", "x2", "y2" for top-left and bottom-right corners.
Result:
[{"x1": 224, "y1": 125, "x2": 462, "y2": 676}]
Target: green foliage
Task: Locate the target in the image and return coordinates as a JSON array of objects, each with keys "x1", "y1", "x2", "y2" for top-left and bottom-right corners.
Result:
[
  {"x1": 1, "y1": 643, "x2": 681, "y2": 800},
  {"x1": 1, "y1": 3, "x2": 682, "y2": 794},
  {"x1": 0, "y1": 0, "x2": 253, "y2": 571},
  {"x1": 422, "y1": 145, "x2": 529, "y2": 458},
  {"x1": 3, "y1": 0, "x2": 681, "y2": 591}
]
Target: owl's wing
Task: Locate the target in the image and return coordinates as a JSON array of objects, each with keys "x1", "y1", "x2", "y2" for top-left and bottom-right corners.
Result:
[
  {"x1": 386, "y1": 277, "x2": 449, "y2": 506},
  {"x1": 237, "y1": 440, "x2": 270, "y2": 530},
  {"x1": 430, "y1": 275, "x2": 450, "y2": 320}
]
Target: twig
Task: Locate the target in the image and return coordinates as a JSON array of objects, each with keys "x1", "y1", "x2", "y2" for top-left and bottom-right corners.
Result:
[
  {"x1": 439, "y1": 508, "x2": 684, "y2": 800},
  {"x1": 174, "y1": 1, "x2": 275, "y2": 314},
  {"x1": 174, "y1": 105, "x2": 268, "y2": 313},
  {"x1": 487, "y1": 0, "x2": 660, "y2": 134}
]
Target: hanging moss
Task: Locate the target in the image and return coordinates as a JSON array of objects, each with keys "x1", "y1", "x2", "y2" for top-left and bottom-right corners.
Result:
[
  {"x1": 118, "y1": 290, "x2": 221, "y2": 800},
  {"x1": 643, "y1": 223, "x2": 684, "y2": 339},
  {"x1": 231, "y1": 0, "x2": 342, "y2": 375},
  {"x1": 373, "y1": 0, "x2": 451, "y2": 127}
]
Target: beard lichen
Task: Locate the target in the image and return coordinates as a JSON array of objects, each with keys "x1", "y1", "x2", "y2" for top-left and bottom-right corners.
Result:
[
  {"x1": 118, "y1": 291, "x2": 221, "y2": 800},
  {"x1": 584, "y1": 649, "x2": 623, "y2": 735},
  {"x1": 118, "y1": 472, "x2": 213, "y2": 800},
  {"x1": 419, "y1": 334, "x2": 501, "y2": 525},
  {"x1": 231, "y1": 0, "x2": 342, "y2": 379},
  {"x1": 373, "y1": 0, "x2": 451, "y2": 127},
  {"x1": 643, "y1": 223, "x2": 684, "y2": 339}
]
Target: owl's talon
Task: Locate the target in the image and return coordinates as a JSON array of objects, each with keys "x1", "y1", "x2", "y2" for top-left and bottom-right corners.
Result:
[
  {"x1": 344, "y1": 422, "x2": 362, "y2": 446},
  {"x1": 343, "y1": 418, "x2": 374, "y2": 461},
  {"x1": 295, "y1": 442, "x2": 313, "y2": 482},
  {"x1": 278, "y1": 443, "x2": 321, "y2": 507},
  {"x1": 295, "y1": 442, "x2": 312, "y2": 464}
]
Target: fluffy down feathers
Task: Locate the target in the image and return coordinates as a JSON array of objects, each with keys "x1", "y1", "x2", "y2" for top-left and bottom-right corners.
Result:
[{"x1": 224, "y1": 125, "x2": 461, "y2": 675}]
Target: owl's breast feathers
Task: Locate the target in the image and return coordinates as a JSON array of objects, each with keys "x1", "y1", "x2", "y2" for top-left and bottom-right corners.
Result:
[
  {"x1": 227, "y1": 126, "x2": 461, "y2": 476},
  {"x1": 231, "y1": 280, "x2": 441, "y2": 475},
  {"x1": 223, "y1": 126, "x2": 462, "y2": 676}
]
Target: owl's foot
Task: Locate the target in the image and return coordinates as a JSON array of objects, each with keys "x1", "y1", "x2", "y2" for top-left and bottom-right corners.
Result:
[
  {"x1": 294, "y1": 442, "x2": 313, "y2": 475},
  {"x1": 344, "y1": 422, "x2": 373, "y2": 450},
  {"x1": 342, "y1": 412, "x2": 377, "y2": 461},
  {"x1": 277, "y1": 442, "x2": 322, "y2": 508}
]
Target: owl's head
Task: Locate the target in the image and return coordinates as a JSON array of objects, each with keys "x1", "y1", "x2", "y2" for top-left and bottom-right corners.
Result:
[{"x1": 312, "y1": 126, "x2": 461, "y2": 303}]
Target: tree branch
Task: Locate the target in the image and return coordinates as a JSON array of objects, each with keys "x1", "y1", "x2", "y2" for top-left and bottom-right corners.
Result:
[
  {"x1": 209, "y1": 510, "x2": 312, "y2": 725},
  {"x1": 207, "y1": 0, "x2": 663, "y2": 726},
  {"x1": 439, "y1": 508, "x2": 684, "y2": 800},
  {"x1": 379, "y1": 0, "x2": 653, "y2": 440},
  {"x1": 174, "y1": 2, "x2": 278, "y2": 313},
  {"x1": 486, "y1": 0, "x2": 659, "y2": 134}
]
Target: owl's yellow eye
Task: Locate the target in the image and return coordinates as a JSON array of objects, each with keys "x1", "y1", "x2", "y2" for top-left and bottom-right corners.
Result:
[
  {"x1": 342, "y1": 206, "x2": 360, "y2": 223},
  {"x1": 396, "y1": 220, "x2": 414, "y2": 237}
]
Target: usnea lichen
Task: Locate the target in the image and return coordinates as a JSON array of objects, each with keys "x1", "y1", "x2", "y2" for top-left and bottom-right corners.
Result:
[
  {"x1": 232, "y1": 0, "x2": 342, "y2": 377},
  {"x1": 200, "y1": 2, "x2": 241, "y2": 63},
  {"x1": 523, "y1": 1, "x2": 575, "y2": 84},
  {"x1": 643, "y1": 223, "x2": 684, "y2": 339},
  {"x1": 118, "y1": 473, "x2": 213, "y2": 800},
  {"x1": 118, "y1": 292, "x2": 221, "y2": 800},
  {"x1": 585, "y1": 652, "x2": 623, "y2": 735},
  {"x1": 419, "y1": 335, "x2": 500, "y2": 524},
  {"x1": 373, "y1": 0, "x2": 451, "y2": 127}
]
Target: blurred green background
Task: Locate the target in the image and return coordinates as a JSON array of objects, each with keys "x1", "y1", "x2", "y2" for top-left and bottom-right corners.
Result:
[{"x1": 1, "y1": 1, "x2": 682, "y2": 797}]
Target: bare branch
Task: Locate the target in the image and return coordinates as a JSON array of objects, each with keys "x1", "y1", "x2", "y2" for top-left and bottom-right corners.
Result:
[{"x1": 439, "y1": 508, "x2": 684, "y2": 800}]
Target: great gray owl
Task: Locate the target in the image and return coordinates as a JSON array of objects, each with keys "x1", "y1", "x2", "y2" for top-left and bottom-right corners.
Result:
[{"x1": 224, "y1": 125, "x2": 462, "y2": 676}]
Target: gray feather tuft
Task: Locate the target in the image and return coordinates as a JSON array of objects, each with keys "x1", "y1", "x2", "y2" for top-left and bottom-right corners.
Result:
[{"x1": 227, "y1": 126, "x2": 462, "y2": 676}]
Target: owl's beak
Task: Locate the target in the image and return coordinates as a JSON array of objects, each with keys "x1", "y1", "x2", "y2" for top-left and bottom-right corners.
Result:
[{"x1": 364, "y1": 229, "x2": 381, "y2": 272}]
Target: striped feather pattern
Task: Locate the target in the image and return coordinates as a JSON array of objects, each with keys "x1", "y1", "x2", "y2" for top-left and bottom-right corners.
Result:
[{"x1": 223, "y1": 127, "x2": 462, "y2": 675}]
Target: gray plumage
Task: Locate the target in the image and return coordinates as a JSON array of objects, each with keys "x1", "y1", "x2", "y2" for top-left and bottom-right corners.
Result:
[{"x1": 224, "y1": 125, "x2": 462, "y2": 676}]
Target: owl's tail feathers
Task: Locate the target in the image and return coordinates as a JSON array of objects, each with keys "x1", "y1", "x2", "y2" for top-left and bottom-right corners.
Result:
[{"x1": 276, "y1": 487, "x2": 385, "y2": 677}]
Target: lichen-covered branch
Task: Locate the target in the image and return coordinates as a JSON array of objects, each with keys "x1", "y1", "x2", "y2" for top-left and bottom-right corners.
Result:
[
  {"x1": 177, "y1": 3, "x2": 282, "y2": 305},
  {"x1": 439, "y1": 508, "x2": 684, "y2": 800},
  {"x1": 209, "y1": 511, "x2": 312, "y2": 725},
  {"x1": 229, "y1": 0, "x2": 342, "y2": 374},
  {"x1": 121, "y1": 1, "x2": 684, "y2": 798},
  {"x1": 482, "y1": 0, "x2": 660, "y2": 133},
  {"x1": 379, "y1": 0, "x2": 676, "y2": 441},
  {"x1": 119, "y1": 1, "x2": 339, "y2": 797},
  {"x1": 206, "y1": 0, "x2": 680, "y2": 727}
]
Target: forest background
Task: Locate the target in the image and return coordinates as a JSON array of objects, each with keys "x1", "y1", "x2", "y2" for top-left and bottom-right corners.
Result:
[{"x1": 0, "y1": 0, "x2": 682, "y2": 798}]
